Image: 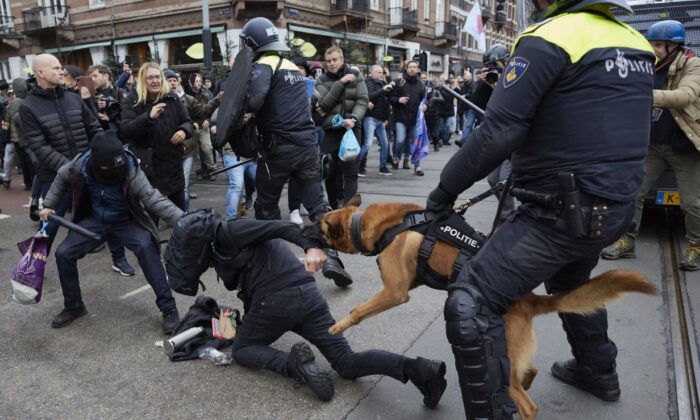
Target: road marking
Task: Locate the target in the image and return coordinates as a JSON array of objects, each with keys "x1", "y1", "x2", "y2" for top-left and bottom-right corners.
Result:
[
  {"x1": 120, "y1": 285, "x2": 152, "y2": 299},
  {"x1": 0, "y1": 214, "x2": 11, "y2": 220}
]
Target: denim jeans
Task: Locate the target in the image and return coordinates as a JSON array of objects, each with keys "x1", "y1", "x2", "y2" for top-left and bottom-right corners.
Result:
[
  {"x1": 2, "y1": 142, "x2": 16, "y2": 180},
  {"x1": 182, "y1": 156, "x2": 193, "y2": 211},
  {"x1": 362, "y1": 117, "x2": 389, "y2": 169},
  {"x1": 395, "y1": 122, "x2": 416, "y2": 164},
  {"x1": 54, "y1": 217, "x2": 176, "y2": 314},
  {"x1": 232, "y1": 282, "x2": 408, "y2": 382},
  {"x1": 459, "y1": 110, "x2": 477, "y2": 143},
  {"x1": 223, "y1": 155, "x2": 257, "y2": 220}
]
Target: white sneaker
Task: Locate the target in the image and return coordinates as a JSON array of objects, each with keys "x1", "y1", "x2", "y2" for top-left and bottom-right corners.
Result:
[
  {"x1": 299, "y1": 204, "x2": 309, "y2": 217},
  {"x1": 290, "y1": 209, "x2": 304, "y2": 226}
]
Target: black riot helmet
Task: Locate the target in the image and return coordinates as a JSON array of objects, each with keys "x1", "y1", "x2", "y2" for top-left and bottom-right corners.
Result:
[
  {"x1": 537, "y1": 0, "x2": 632, "y2": 21},
  {"x1": 240, "y1": 17, "x2": 290, "y2": 53},
  {"x1": 483, "y1": 44, "x2": 509, "y2": 67}
]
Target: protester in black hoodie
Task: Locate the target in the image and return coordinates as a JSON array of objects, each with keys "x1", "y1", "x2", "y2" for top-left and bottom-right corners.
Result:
[{"x1": 389, "y1": 61, "x2": 426, "y2": 175}]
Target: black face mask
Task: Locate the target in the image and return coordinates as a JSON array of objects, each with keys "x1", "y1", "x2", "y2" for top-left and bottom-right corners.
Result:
[{"x1": 90, "y1": 159, "x2": 128, "y2": 186}]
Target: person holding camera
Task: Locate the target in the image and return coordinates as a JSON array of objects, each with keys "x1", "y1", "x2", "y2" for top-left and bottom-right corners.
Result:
[
  {"x1": 120, "y1": 62, "x2": 193, "y2": 215},
  {"x1": 89, "y1": 64, "x2": 126, "y2": 133}
]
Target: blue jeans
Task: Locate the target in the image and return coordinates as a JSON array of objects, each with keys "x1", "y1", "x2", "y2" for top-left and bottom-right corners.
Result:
[
  {"x1": 224, "y1": 155, "x2": 257, "y2": 220},
  {"x1": 315, "y1": 126, "x2": 324, "y2": 147},
  {"x1": 232, "y1": 282, "x2": 408, "y2": 382},
  {"x1": 459, "y1": 110, "x2": 477, "y2": 143},
  {"x1": 54, "y1": 217, "x2": 176, "y2": 314},
  {"x1": 361, "y1": 117, "x2": 389, "y2": 169},
  {"x1": 395, "y1": 122, "x2": 417, "y2": 165},
  {"x1": 40, "y1": 180, "x2": 125, "y2": 261},
  {"x1": 182, "y1": 156, "x2": 193, "y2": 211}
]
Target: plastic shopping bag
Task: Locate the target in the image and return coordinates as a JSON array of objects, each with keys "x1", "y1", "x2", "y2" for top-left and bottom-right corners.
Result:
[
  {"x1": 10, "y1": 224, "x2": 49, "y2": 304},
  {"x1": 338, "y1": 128, "x2": 360, "y2": 162}
]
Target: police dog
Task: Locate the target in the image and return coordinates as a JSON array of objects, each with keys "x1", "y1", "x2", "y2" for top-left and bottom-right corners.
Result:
[{"x1": 317, "y1": 197, "x2": 656, "y2": 419}]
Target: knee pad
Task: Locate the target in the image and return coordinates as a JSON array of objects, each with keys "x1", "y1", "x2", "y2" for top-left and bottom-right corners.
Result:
[{"x1": 444, "y1": 285, "x2": 488, "y2": 345}]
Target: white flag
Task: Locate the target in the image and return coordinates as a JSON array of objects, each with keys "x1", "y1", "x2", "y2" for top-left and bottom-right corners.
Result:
[{"x1": 463, "y1": 1, "x2": 486, "y2": 52}]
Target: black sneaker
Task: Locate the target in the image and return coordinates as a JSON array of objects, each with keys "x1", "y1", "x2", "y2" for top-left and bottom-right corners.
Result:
[
  {"x1": 391, "y1": 157, "x2": 399, "y2": 170},
  {"x1": 410, "y1": 357, "x2": 447, "y2": 409},
  {"x1": 287, "y1": 342, "x2": 335, "y2": 401},
  {"x1": 162, "y1": 309, "x2": 180, "y2": 335},
  {"x1": 112, "y1": 257, "x2": 136, "y2": 276},
  {"x1": 379, "y1": 167, "x2": 392, "y2": 176},
  {"x1": 322, "y1": 249, "x2": 353, "y2": 287},
  {"x1": 551, "y1": 359, "x2": 621, "y2": 402},
  {"x1": 358, "y1": 168, "x2": 367, "y2": 177},
  {"x1": 51, "y1": 307, "x2": 88, "y2": 328}
]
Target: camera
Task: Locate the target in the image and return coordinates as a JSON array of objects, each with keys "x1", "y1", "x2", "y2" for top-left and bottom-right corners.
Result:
[
  {"x1": 99, "y1": 95, "x2": 121, "y2": 118},
  {"x1": 485, "y1": 67, "x2": 502, "y2": 84}
]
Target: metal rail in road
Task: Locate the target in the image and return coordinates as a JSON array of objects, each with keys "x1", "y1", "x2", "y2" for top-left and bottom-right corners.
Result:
[{"x1": 661, "y1": 209, "x2": 700, "y2": 419}]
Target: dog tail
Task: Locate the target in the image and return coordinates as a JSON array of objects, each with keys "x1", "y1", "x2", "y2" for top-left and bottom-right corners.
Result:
[{"x1": 528, "y1": 269, "x2": 657, "y2": 316}]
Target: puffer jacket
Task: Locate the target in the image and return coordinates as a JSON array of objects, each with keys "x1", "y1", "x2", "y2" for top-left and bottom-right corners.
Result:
[
  {"x1": 653, "y1": 49, "x2": 700, "y2": 151},
  {"x1": 44, "y1": 149, "x2": 184, "y2": 247},
  {"x1": 20, "y1": 85, "x2": 103, "y2": 182},
  {"x1": 315, "y1": 64, "x2": 368, "y2": 129},
  {"x1": 4, "y1": 78, "x2": 27, "y2": 144},
  {"x1": 120, "y1": 92, "x2": 193, "y2": 196}
]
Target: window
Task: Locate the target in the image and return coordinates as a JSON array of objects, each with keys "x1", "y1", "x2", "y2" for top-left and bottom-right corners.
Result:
[
  {"x1": 370, "y1": 0, "x2": 379, "y2": 10},
  {"x1": 89, "y1": 0, "x2": 105, "y2": 9},
  {"x1": 0, "y1": 61, "x2": 10, "y2": 81},
  {"x1": 424, "y1": 0, "x2": 430, "y2": 22}
]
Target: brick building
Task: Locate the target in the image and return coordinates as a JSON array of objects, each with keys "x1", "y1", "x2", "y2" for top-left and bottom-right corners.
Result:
[{"x1": 0, "y1": 0, "x2": 518, "y2": 82}]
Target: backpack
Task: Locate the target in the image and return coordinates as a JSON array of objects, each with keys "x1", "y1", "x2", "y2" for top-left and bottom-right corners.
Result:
[{"x1": 163, "y1": 208, "x2": 222, "y2": 296}]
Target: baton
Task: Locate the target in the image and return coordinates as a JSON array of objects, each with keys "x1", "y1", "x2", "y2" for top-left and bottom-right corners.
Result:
[
  {"x1": 47, "y1": 213, "x2": 102, "y2": 242},
  {"x1": 441, "y1": 85, "x2": 486, "y2": 117},
  {"x1": 209, "y1": 158, "x2": 255, "y2": 176},
  {"x1": 455, "y1": 181, "x2": 506, "y2": 215}
]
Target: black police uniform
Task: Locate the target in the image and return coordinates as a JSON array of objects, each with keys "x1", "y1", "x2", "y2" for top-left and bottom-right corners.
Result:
[
  {"x1": 427, "y1": 9, "x2": 655, "y2": 419},
  {"x1": 246, "y1": 53, "x2": 327, "y2": 221}
]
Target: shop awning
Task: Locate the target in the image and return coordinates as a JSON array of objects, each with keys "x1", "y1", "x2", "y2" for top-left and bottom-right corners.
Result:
[{"x1": 288, "y1": 24, "x2": 385, "y2": 46}]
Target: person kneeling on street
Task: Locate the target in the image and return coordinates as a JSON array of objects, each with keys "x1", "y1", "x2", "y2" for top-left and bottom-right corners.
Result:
[
  {"x1": 40, "y1": 131, "x2": 182, "y2": 333},
  {"x1": 206, "y1": 217, "x2": 447, "y2": 405}
]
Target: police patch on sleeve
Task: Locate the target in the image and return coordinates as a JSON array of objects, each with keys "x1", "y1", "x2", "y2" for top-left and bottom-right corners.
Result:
[
  {"x1": 249, "y1": 68, "x2": 261, "y2": 81},
  {"x1": 502, "y1": 57, "x2": 529, "y2": 88}
]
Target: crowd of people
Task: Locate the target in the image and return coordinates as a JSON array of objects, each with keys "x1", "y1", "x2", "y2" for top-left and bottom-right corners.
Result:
[{"x1": 0, "y1": 5, "x2": 699, "y2": 418}]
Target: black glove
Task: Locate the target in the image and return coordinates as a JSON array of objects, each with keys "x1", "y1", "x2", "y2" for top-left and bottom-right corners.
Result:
[{"x1": 426, "y1": 184, "x2": 457, "y2": 213}]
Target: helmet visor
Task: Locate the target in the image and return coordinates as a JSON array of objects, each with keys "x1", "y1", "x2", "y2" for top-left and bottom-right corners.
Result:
[{"x1": 517, "y1": 0, "x2": 547, "y2": 32}]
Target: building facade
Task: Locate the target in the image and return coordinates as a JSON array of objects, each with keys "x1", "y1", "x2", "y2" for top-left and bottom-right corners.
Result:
[{"x1": 0, "y1": 0, "x2": 518, "y2": 82}]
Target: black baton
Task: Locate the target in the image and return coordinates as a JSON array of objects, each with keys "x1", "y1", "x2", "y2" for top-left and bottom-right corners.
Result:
[
  {"x1": 441, "y1": 85, "x2": 486, "y2": 117},
  {"x1": 47, "y1": 213, "x2": 102, "y2": 242},
  {"x1": 209, "y1": 158, "x2": 255, "y2": 176}
]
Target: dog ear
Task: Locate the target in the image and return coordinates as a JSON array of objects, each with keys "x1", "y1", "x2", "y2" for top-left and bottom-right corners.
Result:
[
  {"x1": 328, "y1": 220, "x2": 345, "y2": 240},
  {"x1": 345, "y1": 194, "x2": 362, "y2": 208}
]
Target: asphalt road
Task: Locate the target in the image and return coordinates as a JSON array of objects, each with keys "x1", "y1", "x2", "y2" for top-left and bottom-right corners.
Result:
[{"x1": 0, "y1": 142, "x2": 696, "y2": 419}]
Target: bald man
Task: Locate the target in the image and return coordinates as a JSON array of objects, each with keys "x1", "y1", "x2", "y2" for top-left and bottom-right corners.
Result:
[{"x1": 21, "y1": 54, "x2": 136, "y2": 283}]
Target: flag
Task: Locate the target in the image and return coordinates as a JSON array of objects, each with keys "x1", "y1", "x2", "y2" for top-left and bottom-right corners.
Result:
[
  {"x1": 463, "y1": 1, "x2": 486, "y2": 52},
  {"x1": 411, "y1": 93, "x2": 430, "y2": 165}
]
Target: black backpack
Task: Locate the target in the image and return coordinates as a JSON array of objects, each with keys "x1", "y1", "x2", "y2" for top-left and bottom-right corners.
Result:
[{"x1": 164, "y1": 209, "x2": 222, "y2": 296}]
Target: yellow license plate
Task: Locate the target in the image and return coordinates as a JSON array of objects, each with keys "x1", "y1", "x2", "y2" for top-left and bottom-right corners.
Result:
[{"x1": 656, "y1": 191, "x2": 681, "y2": 206}]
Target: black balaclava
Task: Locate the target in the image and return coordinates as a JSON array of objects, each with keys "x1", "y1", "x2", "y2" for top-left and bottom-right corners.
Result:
[{"x1": 89, "y1": 131, "x2": 128, "y2": 186}]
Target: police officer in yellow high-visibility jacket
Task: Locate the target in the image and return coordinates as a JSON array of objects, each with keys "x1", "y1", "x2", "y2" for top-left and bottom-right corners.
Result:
[{"x1": 426, "y1": 0, "x2": 656, "y2": 417}]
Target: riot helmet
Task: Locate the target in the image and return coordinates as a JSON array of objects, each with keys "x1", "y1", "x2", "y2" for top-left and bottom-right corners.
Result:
[
  {"x1": 518, "y1": 0, "x2": 633, "y2": 29},
  {"x1": 646, "y1": 20, "x2": 685, "y2": 44},
  {"x1": 240, "y1": 17, "x2": 290, "y2": 53},
  {"x1": 483, "y1": 44, "x2": 509, "y2": 67}
]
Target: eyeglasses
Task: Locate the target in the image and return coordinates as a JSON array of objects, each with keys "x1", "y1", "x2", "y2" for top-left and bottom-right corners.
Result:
[{"x1": 146, "y1": 75, "x2": 162, "y2": 81}]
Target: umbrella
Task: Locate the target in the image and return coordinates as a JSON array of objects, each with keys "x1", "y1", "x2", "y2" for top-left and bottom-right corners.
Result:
[{"x1": 185, "y1": 43, "x2": 204, "y2": 60}]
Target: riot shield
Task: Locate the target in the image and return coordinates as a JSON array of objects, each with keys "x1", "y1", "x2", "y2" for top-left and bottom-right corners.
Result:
[{"x1": 214, "y1": 45, "x2": 254, "y2": 149}]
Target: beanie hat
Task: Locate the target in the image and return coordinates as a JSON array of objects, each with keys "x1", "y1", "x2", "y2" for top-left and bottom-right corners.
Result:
[
  {"x1": 163, "y1": 69, "x2": 178, "y2": 80},
  {"x1": 91, "y1": 131, "x2": 126, "y2": 167}
]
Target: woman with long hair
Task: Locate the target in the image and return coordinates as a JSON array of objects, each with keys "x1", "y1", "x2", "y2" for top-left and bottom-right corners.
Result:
[{"x1": 120, "y1": 62, "x2": 192, "y2": 217}]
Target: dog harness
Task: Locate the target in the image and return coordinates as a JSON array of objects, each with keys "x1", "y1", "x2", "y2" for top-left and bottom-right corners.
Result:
[{"x1": 350, "y1": 210, "x2": 487, "y2": 290}]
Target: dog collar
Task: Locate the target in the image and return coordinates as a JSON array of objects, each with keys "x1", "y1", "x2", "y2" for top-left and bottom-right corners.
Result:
[{"x1": 350, "y1": 212, "x2": 375, "y2": 256}]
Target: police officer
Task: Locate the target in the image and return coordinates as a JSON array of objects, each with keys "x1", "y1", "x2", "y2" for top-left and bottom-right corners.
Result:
[
  {"x1": 425, "y1": 0, "x2": 656, "y2": 418},
  {"x1": 239, "y1": 17, "x2": 353, "y2": 287}
]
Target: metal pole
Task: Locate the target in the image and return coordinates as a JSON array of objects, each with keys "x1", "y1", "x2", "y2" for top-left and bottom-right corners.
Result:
[
  {"x1": 209, "y1": 158, "x2": 255, "y2": 176},
  {"x1": 441, "y1": 84, "x2": 485, "y2": 116},
  {"x1": 202, "y1": 0, "x2": 212, "y2": 71}
]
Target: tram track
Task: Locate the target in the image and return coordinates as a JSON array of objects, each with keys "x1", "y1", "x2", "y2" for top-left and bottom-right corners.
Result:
[{"x1": 660, "y1": 208, "x2": 700, "y2": 419}]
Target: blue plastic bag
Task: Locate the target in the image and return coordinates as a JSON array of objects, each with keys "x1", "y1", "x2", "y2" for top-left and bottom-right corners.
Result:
[{"x1": 338, "y1": 129, "x2": 360, "y2": 162}]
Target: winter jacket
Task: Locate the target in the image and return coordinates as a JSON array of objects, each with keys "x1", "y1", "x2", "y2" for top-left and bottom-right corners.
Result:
[
  {"x1": 456, "y1": 81, "x2": 473, "y2": 115},
  {"x1": 120, "y1": 92, "x2": 193, "y2": 196},
  {"x1": 438, "y1": 86, "x2": 456, "y2": 118},
  {"x1": 20, "y1": 85, "x2": 103, "y2": 182},
  {"x1": 177, "y1": 92, "x2": 220, "y2": 157},
  {"x1": 316, "y1": 64, "x2": 369, "y2": 130},
  {"x1": 653, "y1": 49, "x2": 700, "y2": 152},
  {"x1": 389, "y1": 73, "x2": 425, "y2": 125},
  {"x1": 365, "y1": 77, "x2": 390, "y2": 121},
  {"x1": 4, "y1": 78, "x2": 27, "y2": 144},
  {"x1": 44, "y1": 150, "x2": 184, "y2": 247}
]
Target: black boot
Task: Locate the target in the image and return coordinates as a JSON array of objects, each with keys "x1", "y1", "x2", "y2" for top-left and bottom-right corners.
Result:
[
  {"x1": 405, "y1": 357, "x2": 447, "y2": 409},
  {"x1": 162, "y1": 309, "x2": 180, "y2": 335},
  {"x1": 322, "y1": 248, "x2": 353, "y2": 287},
  {"x1": 551, "y1": 359, "x2": 620, "y2": 401},
  {"x1": 287, "y1": 342, "x2": 335, "y2": 401},
  {"x1": 51, "y1": 307, "x2": 88, "y2": 328}
]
